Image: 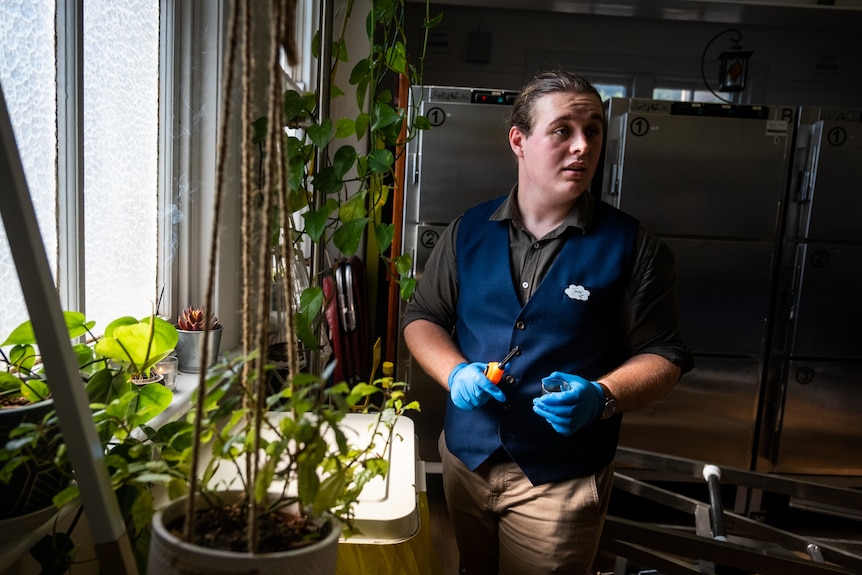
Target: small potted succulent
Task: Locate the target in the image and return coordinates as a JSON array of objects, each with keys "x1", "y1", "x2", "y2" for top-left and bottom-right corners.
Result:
[{"x1": 174, "y1": 306, "x2": 222, "y2": 373}]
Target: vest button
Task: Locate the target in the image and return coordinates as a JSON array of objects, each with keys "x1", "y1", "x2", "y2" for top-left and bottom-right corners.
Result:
[
  {"x1": 515, "y1": 321, "x2": 526, "y2": 330},
  {"x1": 505, "y1": 375, "x2": 515, "y2": 384},
  {"x1": 532, "y1": 242, "x2": 540, "y2": 249}
]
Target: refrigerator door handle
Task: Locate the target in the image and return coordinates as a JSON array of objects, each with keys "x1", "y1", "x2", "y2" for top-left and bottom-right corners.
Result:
[{"x1": 411, "y1": 152, "x2": 419, "y2": 185}]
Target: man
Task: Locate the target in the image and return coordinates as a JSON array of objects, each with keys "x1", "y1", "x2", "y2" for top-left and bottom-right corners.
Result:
[{"x1": 402, "y1": 70, "x2": 693, "y2": 574}]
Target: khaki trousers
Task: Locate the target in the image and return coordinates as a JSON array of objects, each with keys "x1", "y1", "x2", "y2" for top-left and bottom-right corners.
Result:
[{"x1": 439, "y1": 432, "x2": 613, "y2": 575}]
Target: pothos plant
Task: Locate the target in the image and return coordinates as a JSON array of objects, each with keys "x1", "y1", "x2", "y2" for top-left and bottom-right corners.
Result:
[
  {"x1": 161, "y1": 0, "x2": 442, "y2": 558},
  {"x1": 252, "y1": 0, "x2": 441, "y2": 351},
  {"x1": 0, "y1": 311, "x2": 179, "y2": 571}
]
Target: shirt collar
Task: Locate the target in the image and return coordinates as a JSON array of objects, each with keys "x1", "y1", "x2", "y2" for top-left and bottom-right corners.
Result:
[{"x1": 490, "y1": 185, "x2": 595, "y2": 236}]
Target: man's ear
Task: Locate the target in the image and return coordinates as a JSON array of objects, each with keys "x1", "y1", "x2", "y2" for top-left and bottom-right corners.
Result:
[{"x1": 509, "y1": 126, "x2": 525, "y2": 158}]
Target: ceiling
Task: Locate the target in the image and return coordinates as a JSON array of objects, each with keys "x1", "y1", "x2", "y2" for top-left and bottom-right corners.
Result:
[{"x1": 409, "y1": 0, "x2": 862, "y2": 29}]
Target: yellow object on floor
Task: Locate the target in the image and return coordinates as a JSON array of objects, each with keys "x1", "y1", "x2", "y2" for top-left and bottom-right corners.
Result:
[{"x1": 336, "y1": 492, "x2": 443, "y2": 575}]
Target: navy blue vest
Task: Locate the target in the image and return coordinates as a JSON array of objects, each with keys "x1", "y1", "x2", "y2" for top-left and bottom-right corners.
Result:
[{"x1": 446, "y1": 195, "x2": 638, "y2": 485}]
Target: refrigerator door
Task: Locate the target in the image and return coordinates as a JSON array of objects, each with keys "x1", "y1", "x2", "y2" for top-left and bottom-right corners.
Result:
[
  {"x1": 603, "y1": 99, "x2": 794, "y2": 240},
  {"x1": 774, "y1": 360, "x2": 862, "y2": 475},
  {"x1": 794, "y1": 109, "x2": 862, "y2": 243},
  {"x1": 789, "y1": 243, "x2": 862, "y2": 359},
  {"x1": 602, "y1": 99, "x2": 795, "y2": 467},
  {"x1": 620, "y1": 357, "x2": 761, "y2": 469},
  {"x1": 668, "y1": 238, "x2": 774, "y2": 356},
  {"x1": 406, "y1": 86, "x2": 518, "y2": 227},
  {"x1": 768, "y1": 108, "x2": 862, "y2": 474}
]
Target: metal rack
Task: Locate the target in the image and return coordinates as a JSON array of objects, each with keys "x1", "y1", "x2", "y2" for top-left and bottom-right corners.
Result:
[{"x1": 602, "y1": 447, "x2": 862, "y2": 574}]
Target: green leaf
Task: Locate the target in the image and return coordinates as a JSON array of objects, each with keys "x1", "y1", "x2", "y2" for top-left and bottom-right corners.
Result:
[
  {"x1": 339, "y1": 191, "x2": 367, "y2": 222},
  {"x1": 84, "y1": 367, "x2": 120, "y2": 405},
  {"x1": 385, "y1": 42, "x2": 408, "y2": 76},
  {"x1": 367, "y1": 149, "x2": 394, "y2": 174},
  {"x1": 294, "y1": 313, "x2": 317, "y2": 350},
  {"x1": 354, "y1": 76, "x2": 370, "y2": 111},
  {"x1": 426, "y1": 11, "x2": 444, "y2": 28},
  {"x1": 302, "y1": 200, "x2": 337, "y2": 243},
  {"x1": 300, "y1": 286, "x2": 324, "y2": 319},
  {"x1": 312, "y1": 166, "x2": 343, "y2": 195},
  {"x1": 1, "y1": 310, "x2": 91, "y2": 346},
  {"x1": 394, "y1": 253, "x2": 413, "y2": 276},
  {"x1": 330, "y1": 84, "x2": 345, "y2": 99},
  {"x1": 334, "y1": 118, "x2": 355, "y2": 139},
  {"x1": 20, "y1": 378, "x2": 49, "y2": 403},
  {"x1": 375, "y1": 89, "x2": 393, "y2": 105},
  {"x1": 333, "y1": 218, "x2": 370, "y2": 256},
  {"x1": 413, "y1": 114, "x2": 432, "y2": 131},
  {"x1": 296, "y1": 454, "x2": 320, "y2": 505},
  {"x1": 307, "y1": 118, "x2": 333, "y2": 149},
  {"x1": 94, "y1": 316, "x2": 178, "y2": 377},
  {"x1": 375, "y1": 222, "x2": 394, "y2": 253},
  {"x1": 0, "y1": 371, "x2": 23, "y2": 391},
  {"x1": 9, "y1": 344, "x2": 35, "y2": 373},
  {"x1": 372, "y1": 102, "x2": 402, "y2": 131},
  {"x1": 355, "y1": 113, "x2": 371, "y2": 138},
  {"x1": 313, "y1": 469, "x2": 349, "y2": 515},
  {"x1": 72, "y1": 343, "x2": 96, "y2": 371},
  {"x1": 282, "y1": 90, "x2": 312, "y2": 124},
  {"x1": 348, "y1": 58, "x2": 371, "y2": 86},
  {"x1": 334, "y1": 39, "x2": 349, "y2": 63},
  {"x1": 125, "y1": 383, "x2": 173, "y2": 428},
  {"x1": 286, "y1": 136, "x2": 308, "y2": 191},
  {"x1": 346, "y1": 383, "x2": 381, "y2": 407},
  {"x1": 332, "y1": 145, "x2": 357, "y2": 177},
  {"x1": 399, "y1": 276, "x2": 416, "y2": 300}
]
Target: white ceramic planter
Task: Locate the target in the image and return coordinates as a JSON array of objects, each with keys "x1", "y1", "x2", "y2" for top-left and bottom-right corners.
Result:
[{"x1": 147, "y1": 492, "x2": 339, "y2": 575}]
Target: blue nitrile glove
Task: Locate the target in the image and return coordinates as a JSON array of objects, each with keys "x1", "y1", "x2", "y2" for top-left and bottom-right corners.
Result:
[
  {"x1": 448, "y1": 362, "x2": 507, "y2": 410},
  {"x1": 532, "y1": 371, "x2": 604, "y2": 435}
]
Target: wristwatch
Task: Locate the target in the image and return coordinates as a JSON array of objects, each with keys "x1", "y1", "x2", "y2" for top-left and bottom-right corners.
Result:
[{"x1": 598, "y1": 382, "x2": 617, "y2": 420}]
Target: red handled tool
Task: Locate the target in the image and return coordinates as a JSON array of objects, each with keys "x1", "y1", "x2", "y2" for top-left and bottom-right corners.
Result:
[{"x1": 484, "y1": 345, "x2": 520, "y2": 385}]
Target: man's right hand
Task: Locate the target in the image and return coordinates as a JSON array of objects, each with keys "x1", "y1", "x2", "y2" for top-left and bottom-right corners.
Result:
[{"x1": 448, "y1": 362, "x2": 507, "y2": 410}]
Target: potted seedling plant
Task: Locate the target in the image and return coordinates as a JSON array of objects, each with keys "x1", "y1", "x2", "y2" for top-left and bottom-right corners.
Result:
[
  {"x1": 0, "y1": 311, "x2": 180, "y2": 572},
  {"x1": 0, "y1": 311, "x2": 95, "y2": 521}
]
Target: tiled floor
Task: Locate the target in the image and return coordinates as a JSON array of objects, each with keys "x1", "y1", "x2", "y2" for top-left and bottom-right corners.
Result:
[{"x1": 426, "y1": 472, "x2": 460, "y2": 575}]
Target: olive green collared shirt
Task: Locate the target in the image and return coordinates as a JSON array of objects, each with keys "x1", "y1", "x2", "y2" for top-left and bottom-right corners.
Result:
[{"x1": 402, "y1": 187, "x2": 693, "y2": 371}]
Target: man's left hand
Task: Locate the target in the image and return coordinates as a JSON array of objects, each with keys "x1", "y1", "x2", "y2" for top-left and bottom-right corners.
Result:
[{"x1": 532, "y1": 371, "x2": 604, "y2": 435}]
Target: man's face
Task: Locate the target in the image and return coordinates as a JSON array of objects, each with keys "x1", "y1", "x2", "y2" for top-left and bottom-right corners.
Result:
[{"x1": 509, "y1": 91, "x2": 604, "y2": 206}]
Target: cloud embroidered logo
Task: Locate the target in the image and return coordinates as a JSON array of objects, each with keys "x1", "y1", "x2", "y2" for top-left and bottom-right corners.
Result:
[{"x1": 565, "y1": 284, "x2": 590, "y2": 301}]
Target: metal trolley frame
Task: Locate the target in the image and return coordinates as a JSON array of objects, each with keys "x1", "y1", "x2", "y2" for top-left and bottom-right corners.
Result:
[{"x1": 601, "y1": 447, "x2": 862, "y2": 574}]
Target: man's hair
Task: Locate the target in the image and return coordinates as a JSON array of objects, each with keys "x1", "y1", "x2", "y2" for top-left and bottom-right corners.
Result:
[{"x1": 508, "y1": 70, "x2": 604, "y2": 136}]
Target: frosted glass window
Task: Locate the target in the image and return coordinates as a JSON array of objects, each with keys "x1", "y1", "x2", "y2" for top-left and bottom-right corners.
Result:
[
  {"x1": 0, "y1": 1, "x2": 159, "y2": 338},
  {"x1": 0, "y1": 0, "x2": 58, "y2": 337},
  {"x1": 84, "y1": 0, "x2": 160, "y2": 329}
]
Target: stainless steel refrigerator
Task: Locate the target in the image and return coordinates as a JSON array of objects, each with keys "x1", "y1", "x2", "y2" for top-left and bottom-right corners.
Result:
[
  {"x1": 600, "y1": 98, "x2": 797, "y2": 470},
  {"x1": 398, "y1": 90, "x2": 862, "y2": 478},
  {"x1": 398, "y1": 85, "x2": 519, "y2": 463},
  {"x1": 768, "y1": 106, "x2": 862, "y2": 475}
]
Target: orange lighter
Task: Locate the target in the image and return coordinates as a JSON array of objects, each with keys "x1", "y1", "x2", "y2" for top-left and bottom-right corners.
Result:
[{"x1": 484, "y1": 346, "x2": 520, "y2": 385}]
